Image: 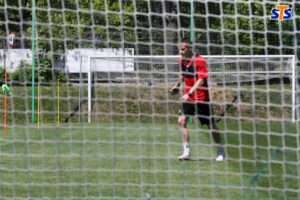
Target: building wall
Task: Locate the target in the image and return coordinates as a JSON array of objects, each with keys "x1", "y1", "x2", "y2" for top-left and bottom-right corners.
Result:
[{"x1": 0, "y1": 49, "x2": 32, "y2": 72}]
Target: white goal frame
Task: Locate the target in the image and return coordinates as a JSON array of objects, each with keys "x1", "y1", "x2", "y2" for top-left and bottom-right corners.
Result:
[{"x1": 85, "y1": 55, "x2": 297, "y2": 123}]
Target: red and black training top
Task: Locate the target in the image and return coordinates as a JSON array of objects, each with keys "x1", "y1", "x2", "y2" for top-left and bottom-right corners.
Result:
[{"x1": 179, "y1": 55, "x2": 210, "y2": 102}]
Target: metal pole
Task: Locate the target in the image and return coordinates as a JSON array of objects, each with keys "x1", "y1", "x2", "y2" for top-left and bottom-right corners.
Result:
[
  {"x1": 292, "y1": 55, "x2": 296, "y2": 122},
  {"x1": 79, "y1": 56, "x2": 82, "y2": 122},
  {"x1": 31, "y1": 0, "x2": 36, "y2": 123},
  {"x1": 57, "y1": 78, "x2": 60, "y2": 126},
  {"x1": 189, "y1": 0, "x2": 195, "y2": 52},
  {"x1": 3, "y1": 46, "x2": 7, "y2": 136},
  {"x1": 88, "y1": 57, "x2": 91, "y2": 123}
]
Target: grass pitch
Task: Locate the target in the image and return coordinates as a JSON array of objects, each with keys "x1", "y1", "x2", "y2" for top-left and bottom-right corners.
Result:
[{"x1": 0, "y1": 120, "x2": 299, "y2": 199}]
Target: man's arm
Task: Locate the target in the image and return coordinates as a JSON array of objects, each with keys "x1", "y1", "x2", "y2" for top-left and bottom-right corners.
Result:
[
  {"x1": 169, "y1": 77, "x2": 183, "y2": 95},
  {"x1": 187, "y1": 78, "x2": 205, "y2": 95},
  {"x1": 178, "y1": 78, "x2": 206, "y2": 101}
]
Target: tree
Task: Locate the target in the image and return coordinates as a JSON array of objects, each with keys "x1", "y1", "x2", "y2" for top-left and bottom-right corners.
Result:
[{"x1": 2, "y1": 1, "x2": 297, "y2": 60}]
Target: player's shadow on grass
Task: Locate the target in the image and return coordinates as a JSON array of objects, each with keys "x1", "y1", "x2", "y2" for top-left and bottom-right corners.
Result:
[{"x1": 180, "y1": 158, "x2": 215, "y2": 161}]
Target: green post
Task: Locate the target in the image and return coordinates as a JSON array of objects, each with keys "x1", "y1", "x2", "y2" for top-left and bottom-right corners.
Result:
[{"x1": 31, "y1": 0, "x2": 36, "y2": 123}]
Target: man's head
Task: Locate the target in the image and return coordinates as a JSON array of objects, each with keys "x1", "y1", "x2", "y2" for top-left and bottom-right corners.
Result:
[{"x1": 179, "y1": 37, "x2": 193, "y2": 59}]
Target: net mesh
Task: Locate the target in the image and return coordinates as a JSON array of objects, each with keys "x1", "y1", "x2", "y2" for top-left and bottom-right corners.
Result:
[
  {"x1": 0, "y1": 1, "x2": 299, "y2": 200},
  {"x1": 88, "y1": 56, "x2": 295, "y2": 123},
  {"x1": 89, "y1": 56, "x2": 294, "y2": 84}
]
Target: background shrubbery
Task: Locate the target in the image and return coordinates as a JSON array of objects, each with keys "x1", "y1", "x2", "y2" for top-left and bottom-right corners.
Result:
[{"x1": 0, "y1": 56, "x2": 67, "y2": 84}]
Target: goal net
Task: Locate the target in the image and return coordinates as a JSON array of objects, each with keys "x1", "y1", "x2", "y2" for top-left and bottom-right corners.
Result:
[
  {"x1": 86, "y1": 55, "x2": 296, "y2": 123},
  {"x1": 0, "y1": 0, "x2": 299, "y2": 200}
]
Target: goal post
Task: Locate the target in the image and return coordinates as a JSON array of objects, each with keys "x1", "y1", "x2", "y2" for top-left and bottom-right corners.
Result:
[{"x1": 86, "y1": 54, "x2": 297, "y2": 123}]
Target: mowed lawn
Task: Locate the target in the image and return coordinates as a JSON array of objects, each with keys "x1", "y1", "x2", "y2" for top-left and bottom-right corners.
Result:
[{"x1": 0, "y1": 120, "x2": 299, "y2": 200}]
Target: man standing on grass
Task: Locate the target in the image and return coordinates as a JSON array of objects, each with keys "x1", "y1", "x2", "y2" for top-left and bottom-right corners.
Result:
[{"x1": 169, "y1": 37, "x2": 224, "y2": 161}]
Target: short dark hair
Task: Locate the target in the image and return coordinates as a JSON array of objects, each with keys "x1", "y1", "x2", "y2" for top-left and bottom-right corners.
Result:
[{"x1": 180, "y1": 37, "x2": 192, "y2": 44}]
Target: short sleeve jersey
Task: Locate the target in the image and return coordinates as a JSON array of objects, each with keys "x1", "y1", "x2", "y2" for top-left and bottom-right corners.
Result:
[{"x1": 179, "y1": 55, "x2": 210, "y2": 102}]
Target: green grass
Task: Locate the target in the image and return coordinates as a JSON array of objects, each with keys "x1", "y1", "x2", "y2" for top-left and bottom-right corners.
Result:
[
  {"x1": 0, "y1": 83, "x2": 295, "y2": 124},
  {"x1": 0, "y1": 120, "x2": 299, "y2": 199},
  {"x1": 0, "y1": 84, "x2": 298, "y2": 199}
]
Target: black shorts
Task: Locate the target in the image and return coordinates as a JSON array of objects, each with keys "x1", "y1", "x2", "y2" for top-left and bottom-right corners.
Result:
[{"x1": 180, "y1": 101, "x2": 213, "y2": 125}]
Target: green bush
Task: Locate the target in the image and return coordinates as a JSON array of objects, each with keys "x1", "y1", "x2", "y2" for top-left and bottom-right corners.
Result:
[
  {"x1": 0, "y1": 67, "x2": 5, "y2": 81},
  {"x1": 38, "y1": 55, "x2": 67, "y2": 82},
  {"x1": 12, "y1": 61, "x2": 38, "y2": 82},
  {"x1": 11, "y1": 58, "x2": 67, "y2": 83}
]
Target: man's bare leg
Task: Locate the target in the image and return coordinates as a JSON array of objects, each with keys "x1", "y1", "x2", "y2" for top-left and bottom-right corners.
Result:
[
  {"x1": 207, "y1": 122, "x2": 225, "y2": 161},
  {"x1": 178, "y1": 115, "x2": 190, "y2": 160}
]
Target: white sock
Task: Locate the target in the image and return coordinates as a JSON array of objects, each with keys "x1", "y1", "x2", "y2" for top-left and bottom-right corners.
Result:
[{"x1": 183, "y1": 143, "x2": 190, "y2": 153}]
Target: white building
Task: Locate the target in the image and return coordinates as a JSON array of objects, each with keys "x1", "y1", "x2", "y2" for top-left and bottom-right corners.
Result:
[
  {"x1": 65, "y1": 48, "x2": 134, "y2": 73},
  {"x1": 0, "y1": 48, "x2": 135, "y2": 73},
  {"x1": 0, "y1": 49, "x2": 32, "y2": 72}
]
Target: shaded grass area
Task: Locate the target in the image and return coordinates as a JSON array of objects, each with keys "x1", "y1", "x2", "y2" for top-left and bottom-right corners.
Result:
[
  {"x1": 0, "y1": 120, "x2": 299, "y2": 199},
  {"x1": 0, "y1": 84, "x2": 294, "y2": 125}
]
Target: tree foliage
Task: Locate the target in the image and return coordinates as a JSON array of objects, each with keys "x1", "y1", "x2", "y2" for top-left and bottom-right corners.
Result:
[{"x1": 2, "y1": 0, "x2": 297, "y2": 81}]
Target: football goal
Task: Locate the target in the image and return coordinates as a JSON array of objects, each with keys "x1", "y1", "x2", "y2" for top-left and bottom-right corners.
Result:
[{"x1": 84, "y1": 55, "x2": 296, "y2": 123}]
